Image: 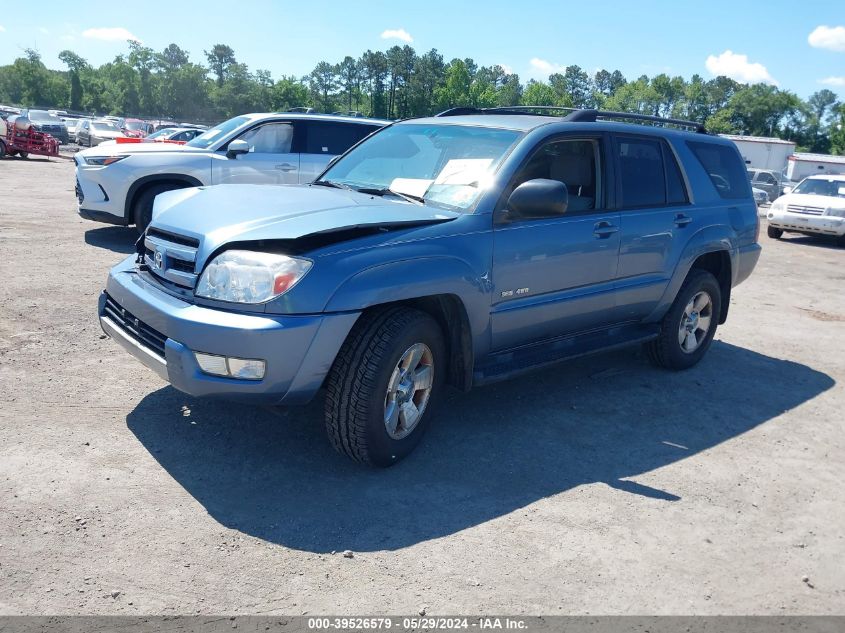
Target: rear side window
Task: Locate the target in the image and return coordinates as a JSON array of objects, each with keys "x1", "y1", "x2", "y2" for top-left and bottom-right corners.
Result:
[
  {"x1": 304, "y1": 122, "x2": 379, "y2": 155},
  {"x1": 687, "y1": 141, "x2": 749, "y2": 199},
  {"x1": 616, "y1": 138, "x2": 666, "y2": 208}
]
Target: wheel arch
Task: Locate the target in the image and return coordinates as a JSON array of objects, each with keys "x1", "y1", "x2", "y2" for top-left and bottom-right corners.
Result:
[
  {"x1": 123, "y1": 174, "x2": 204, "y2": 222},
  {"x1": 324, "y1": 257, "x2": 488, "y2": 391}
]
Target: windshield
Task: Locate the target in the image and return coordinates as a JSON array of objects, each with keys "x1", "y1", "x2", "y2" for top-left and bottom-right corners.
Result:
[
  {"x1": 125, "y1": 121, "x2": 144, "y2": 130},
  {"x1": 29, "y1": 110, "x2": 61, "y2": 123},
  {"x1": 792, "y1": 178, "x2": 845, "y2": 199},
  {"x1": 92, "y1": 122, "x2": 120, "y2": 132},
  {"x1": 146, "y1": 128, "x2": 175, "y2": 139},
  {"x1": 319, "y1": 123, "x2": 523, "y2": 211},
  {"x1": 186, "y1": 115, "x2": 249, "y2": 149}
]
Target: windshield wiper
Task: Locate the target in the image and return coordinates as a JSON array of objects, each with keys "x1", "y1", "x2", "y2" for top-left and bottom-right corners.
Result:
[
  {"x1": 357, "y1": 187, "x2": 426, "y2": 205},
  {"x1": 312, "y1": 179, "x2": 357, "y2": 191}
]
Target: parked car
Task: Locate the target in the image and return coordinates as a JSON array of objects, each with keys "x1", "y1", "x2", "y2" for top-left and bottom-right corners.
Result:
[
  {"x1": 20, "y1": 109, "x2": 69, "y2": 144},
  {"x1": 747, "y1": 168, "x2": 781, "y2": 202},
  {"x1": 123, "y1": 118, "x2": 153, "y2": 138},
  {"x1": 75, "y1": 112, "x2": 387, "y2": 232},
  {"x1": 144, "y1": 127, "x2": 205, "y2": 143},
  {"x1": 766, "y1": 175, "x2": 845, "y2": 245},
  {"x1": 98, "y1": 108, "x2": 761, "y2": 466},
  {"x1": 752, "y1": 187, "x2": 769, "y2": 205},
  {"x1": 76, "y1": 119, "x2": 126, "y2": 147}
]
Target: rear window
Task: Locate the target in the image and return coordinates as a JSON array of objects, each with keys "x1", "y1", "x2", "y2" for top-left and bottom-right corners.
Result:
[
  {"x1": 304, "y1": 122, "x2": 379, "y2": 155},
  {"x1": 687, "y1": 141, "x2": 750, "y2": 199}
]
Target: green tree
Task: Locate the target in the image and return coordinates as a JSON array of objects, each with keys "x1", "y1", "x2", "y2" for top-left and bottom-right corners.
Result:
[
  {"x1": 204, "y1": 44, "x2": 237, "y2": 87},
  {"x1": 521, "y1": 80, "x2": 557, "y2": 106},
  {"x1": 58, "y1": 50, "x2": 89, "y2": 110}
]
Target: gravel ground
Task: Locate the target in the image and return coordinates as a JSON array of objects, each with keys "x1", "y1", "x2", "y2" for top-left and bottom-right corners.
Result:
[{"x1": 1, "y1": 156, "x2": 843, "y2": 615}]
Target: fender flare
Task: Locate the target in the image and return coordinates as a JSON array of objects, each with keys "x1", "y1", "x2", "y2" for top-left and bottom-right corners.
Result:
[
  {"x1": 324, "y1": 256, "x2": 491, "y2": 357},
  {"x1": 123, "y1": 173, "x2": 204, "y2": 221},
  {"x1": 645, "y1": 226, "x2": 736, "y2": 323}
]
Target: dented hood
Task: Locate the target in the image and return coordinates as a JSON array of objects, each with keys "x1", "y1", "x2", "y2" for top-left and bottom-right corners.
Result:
[{"x1": 150, "y1": 184, "x2": 459, "y2": 265}]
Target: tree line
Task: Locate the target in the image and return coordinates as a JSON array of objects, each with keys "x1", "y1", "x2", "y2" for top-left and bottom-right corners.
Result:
[{"x1": 1, "y1": 42, "x2": 843, "y2": 153}]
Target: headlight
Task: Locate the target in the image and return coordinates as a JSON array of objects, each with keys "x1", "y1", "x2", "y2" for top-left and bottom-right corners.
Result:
[
  {"x1": 825, "y1": 207, "x2": 845, "y2": 218},
  {"x1": 195, "y1": 250, "x2": 312, "y2": 304},
  {"x1": 771, "y1": 200, "x2": 787, "y2": 213},
  {"x1": 83, "y1": 155, "x2": 128, "y2": 166}
]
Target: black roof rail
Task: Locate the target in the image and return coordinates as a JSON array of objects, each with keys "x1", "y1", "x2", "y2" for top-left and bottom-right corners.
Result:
[
  {"x1": 564, "y1": 109, "x2": 708, "y2": 133},
  {"x1": 435, "y1": 105, "x2": 708, "y2": 133}
]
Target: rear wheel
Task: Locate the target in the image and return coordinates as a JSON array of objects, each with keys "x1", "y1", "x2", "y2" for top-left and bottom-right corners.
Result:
[
  {"x1": 0, "y1": 141, "x2": 6, "y2": 158},
  {"x1": 767, "y1": 225, "x2": 783, "y2": 239},
  {"x1": 132, "y1": 183, "x2": 186, "y2": 234},
  {"x1": 646, "y1": 270, "x2": 721, "y2": 371},
  {"x1": 18, "y1": 151, "x2": 28, "y2": 159},
  {"x1": 324, "y1": 306, "x2": 445, "y2": 467}
]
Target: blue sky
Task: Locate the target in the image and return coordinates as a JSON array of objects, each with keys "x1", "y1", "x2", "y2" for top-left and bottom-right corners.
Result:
[{"x1": 1, "y1": 0, "x2": 844, "y2": 98}]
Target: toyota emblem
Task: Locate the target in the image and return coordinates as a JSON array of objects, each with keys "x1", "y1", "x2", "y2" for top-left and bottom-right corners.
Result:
[{"x1": 154, "y1": 250, "x2": 163, "y2": 269}]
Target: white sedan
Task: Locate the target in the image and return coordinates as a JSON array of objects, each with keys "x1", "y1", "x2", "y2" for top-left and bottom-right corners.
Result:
[{"x1": 766, "y1": 174, "x2": 845, "y2": 245}]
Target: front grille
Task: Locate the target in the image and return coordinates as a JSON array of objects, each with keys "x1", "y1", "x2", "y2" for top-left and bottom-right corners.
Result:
[
  {"x1": 788, "y1": 205, "x2": 824, "y2": 215},
  {"x1": 143, "y1": 229, "x2": 200, "y2": 288},
  {"x1": 102, "y1": 294, "x2": 167, "y2": 358},
  {"x1": 147, "y1": 227, "x2": 199, "y2": 248}
]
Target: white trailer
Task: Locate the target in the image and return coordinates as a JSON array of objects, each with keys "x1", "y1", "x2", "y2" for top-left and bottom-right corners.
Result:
[
  {"x1": 720, "y1": 134, "x2": 796, "y2": 172},
  {"x1": 786, "y1": 153, "x2": 845, "y2": 182}
]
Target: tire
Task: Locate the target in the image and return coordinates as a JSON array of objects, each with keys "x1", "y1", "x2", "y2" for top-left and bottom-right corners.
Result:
[
  {"x1": 324, "y1": 306, "x2": 446, "y2": 467},
  {"x1": 767, "y1": 225, "x2": 783, "y2": 239},
  {"x1": 646, "y1": 270, "x2": 722, "y2": 371},
  {"x1": 0, "y1": 141, "x2": 6, "y2": 159},
  {"x1": 132, "y1": 183, "x2": 185, "y2": 234},
  {"x1": 18, "y1": 152, "x2": 28, "y2": 159}
]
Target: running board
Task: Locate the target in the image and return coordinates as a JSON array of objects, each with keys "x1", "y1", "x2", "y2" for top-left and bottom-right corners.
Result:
[{"x1": 474, "y1": 324, "x2": 660, "y2": 386}]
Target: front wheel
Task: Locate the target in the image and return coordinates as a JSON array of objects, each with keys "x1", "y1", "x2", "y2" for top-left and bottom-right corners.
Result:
[
  {"x1": 767, "y1": 225, "x2": 783, "y2": 239},
  {"x1": 324, "y1": 306, "x2": 445, "y2": 467},
  {"x1": 646, "y1": 270, "x2": 721, "y2": 370}
]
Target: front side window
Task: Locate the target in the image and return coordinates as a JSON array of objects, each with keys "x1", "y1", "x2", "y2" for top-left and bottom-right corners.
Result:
[
  {"x1": 321, "y1": 123, "x2": 523, "y2": 211},
  {"x1": 758, "y1": 172, "x2": 776, "y2": 184},
  {"x1": 687, "y1": 141, "x2": 749, "y2": 200},
  {"x1": 616, "y1": 137, "x2": 666, "y2": 208},
  {"x1": 237, "y1": 122, "x2": 294, "y2": 154},
  {"x1": 511, "y1": 139, "x2": 599, "y2": 212}
]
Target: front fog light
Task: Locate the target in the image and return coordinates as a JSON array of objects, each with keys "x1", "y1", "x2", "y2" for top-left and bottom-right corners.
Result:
[
  {"x1": 194, "y1": 352, "x2": 265, "y2": 380},
  {"x1": 227, "y1": 357, "x2": 266, "y2": 380},
  {"x1": 195, "y1": 352, "x2": 229, "y2": 377}
]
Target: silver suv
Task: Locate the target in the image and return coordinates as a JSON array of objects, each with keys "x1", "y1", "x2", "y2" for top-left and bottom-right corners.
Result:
[{"x1": 75, "y1": 113, "x2": 388, "y2": 232}]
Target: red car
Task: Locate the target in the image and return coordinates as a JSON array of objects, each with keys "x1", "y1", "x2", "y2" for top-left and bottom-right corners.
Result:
[{"x1": 122, "y1": 118, "x2": 153, "y2": 138}]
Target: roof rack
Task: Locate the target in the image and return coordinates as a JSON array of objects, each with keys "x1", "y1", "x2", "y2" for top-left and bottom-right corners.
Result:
[{"x1": 435, "y1": 106, "x2": 708, "y2": 134}]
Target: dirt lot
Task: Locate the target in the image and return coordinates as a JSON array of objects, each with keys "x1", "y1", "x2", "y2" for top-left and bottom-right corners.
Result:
[{"x1": 1, "y1": 156, "x2": 843, "y2": 615}]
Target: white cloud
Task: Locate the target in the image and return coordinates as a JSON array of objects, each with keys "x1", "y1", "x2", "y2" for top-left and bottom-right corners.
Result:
[
  {"x1": 819, "y1": 76, "x2": 845, "y2": 87},
  {"x1": 705, "y1": 50, "x2": 777, "y2": 85},
  {"x1": 529, "y1": 57, "x2": 566, "y2": 76},
  {"x1": 499, "y1": 63, "x2": 514, "y2": 75},
  {"x1": 82, "y1": 26, "x2": 140, "y2": 42},
  {"x1": 808, "y1": 25, "x2": 845, "y2": 52},
  {"x1": 380, "y1": 28, "x2": 412, "y2": 43},
  {"x1": 0, "y1": 24, "x2": 6, "y2": 32}
]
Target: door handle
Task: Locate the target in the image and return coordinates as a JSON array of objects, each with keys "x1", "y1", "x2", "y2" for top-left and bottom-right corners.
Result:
[
  {"x1": 593, "y1": 221, "x2": 619, "y2": 238},
  {"x1": 674, "y1": 213, "x2": 693, "y2": 227},
  {"x1": 275, "y1": 163, "x2": 296, "y2": 172}
]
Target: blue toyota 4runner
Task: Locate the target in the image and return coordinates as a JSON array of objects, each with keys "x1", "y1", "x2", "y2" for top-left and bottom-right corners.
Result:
[{"x1": 99, "y1": 107, "x2": 761, "y2": 466}]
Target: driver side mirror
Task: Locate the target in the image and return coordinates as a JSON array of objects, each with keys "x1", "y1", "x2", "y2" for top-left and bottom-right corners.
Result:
[
  {"x1": 504, "y1": 178, "x2": 569, "y2": 220},
  {"x1": 226, "y1": 139, "x2": 250, "y2": 159},
  {"x1": 782, "y1": 186, "x2": 792, "y2": 194}
]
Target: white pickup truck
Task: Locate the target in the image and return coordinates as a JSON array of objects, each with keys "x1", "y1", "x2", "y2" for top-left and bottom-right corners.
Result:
[{"x1": 75, "y1": 112, "x2": 387, "y2": 232}]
